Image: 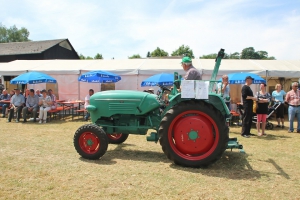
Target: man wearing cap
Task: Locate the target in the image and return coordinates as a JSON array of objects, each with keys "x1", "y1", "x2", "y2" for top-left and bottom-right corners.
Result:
[
  {"x1": 181, "y1": 57, "x2": 202, "y2": 80},
  {"x1": 7, "y1": 88, "x2": 25, "y2": 123},
  {"x1": 22, "y1": 89, "x2": 39, "y2": 122},
  {"x1": 241, "y1": 76, "x2": 257, "y2": 138}
]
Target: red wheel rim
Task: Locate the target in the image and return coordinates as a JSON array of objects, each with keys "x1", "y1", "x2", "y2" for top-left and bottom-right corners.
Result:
[
  {"x1": 78, "y1": 132, "x2": 100, "y2": 154},
  {"x1": 168, "y1": 110, "x2": 220, "y2": 160},
  {"x1": 107, "y1": 133, "x2": 123, "y2": 140}
]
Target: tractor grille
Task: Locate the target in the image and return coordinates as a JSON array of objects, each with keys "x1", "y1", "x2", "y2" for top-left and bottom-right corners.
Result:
[{"x1": 109, "y1": 103, "x2": 136, "y2": 111}]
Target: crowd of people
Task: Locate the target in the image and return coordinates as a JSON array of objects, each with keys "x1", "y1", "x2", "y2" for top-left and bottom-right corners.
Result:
[{"x1": 0, "y1": 88, "x2": 57, "y2": 124}]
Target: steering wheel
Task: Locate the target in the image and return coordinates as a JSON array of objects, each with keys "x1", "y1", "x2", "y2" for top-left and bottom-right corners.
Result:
[{"x1": 158, "y1": 85, "x2": 171, "y2": 92}]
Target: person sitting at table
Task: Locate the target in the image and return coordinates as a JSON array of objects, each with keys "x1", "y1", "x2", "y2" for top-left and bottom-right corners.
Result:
[
  {"x1": 7, "y1": 88, "x2": 25, "y2": 123},
  {"x1": 0, "y1": 89, "x2": 11, "y2": 118},
  {"x1": 22, "y1": 89, "x2": 39, "y2": 123},
  {"x1": 35, "y1": 89, "x2": 42, "y2": 97},
  {"x1": 38, "y1": 89, "x2": 52, "y2": 124},
  {"x1": 84, "y1": 89, "x2": 94, "y2": 121},
  {"x1": 48, "y1": 89, "x2": 57, "y2": 110}
]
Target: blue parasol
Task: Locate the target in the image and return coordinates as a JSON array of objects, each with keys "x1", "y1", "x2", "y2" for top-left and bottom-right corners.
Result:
[
  {"x1": 78, "y1": 70, "x2": 121, "y2": 83},
  {"x1": 141, "y1": 73, "x2": 174, "y2": 87},
  {"x1": 218, "y1": 72, "x2": 266, "y2": 84},
  {"x1": 10, "y1": 71, "x2": 57, "y2": 84}
]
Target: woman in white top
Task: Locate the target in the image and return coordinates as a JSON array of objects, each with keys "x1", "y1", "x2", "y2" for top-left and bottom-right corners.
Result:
[{"x1": 38, "y1": 89, "x2": 52, "y2": 123}]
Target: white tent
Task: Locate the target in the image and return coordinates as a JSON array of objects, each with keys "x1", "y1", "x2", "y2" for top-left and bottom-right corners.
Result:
[{"x1": 0, "y1": 59, "x2": 299, "y2": 101}]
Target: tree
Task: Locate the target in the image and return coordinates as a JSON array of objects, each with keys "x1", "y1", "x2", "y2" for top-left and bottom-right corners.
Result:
[
  {"x1": 0, "y1": 23, "x2": 30, "y2": 43},
  {"x1": 94, "y1": 53, "x2": 103, "y2": 59},
  {"x1": 200, "y1": 53, "x2": 217, "y2": 59},
  {"x1": 151, "y1": 47, "x2": 168, "y2": 57},
  {"x1": 241, "y1": 47, "x2": 260, "y2": 59},
  {"x1": 146, "y1": 51, "x2": 151, "y2": 58},
  {"x1": 85, "y1": 56, "x2": 93, "y2": 60},
  {"x1": 79, "y1": 54, "x2": 85, "y2": 59},
  {"x1": 229, "y1": 52, "x2": 240, "y2": 59},
  {"x1": 171, "y1": 45, "x2": 194, "y2": 58},
  {"x1": 128, "y1": 54, "x2": 141, "y2": 59}
]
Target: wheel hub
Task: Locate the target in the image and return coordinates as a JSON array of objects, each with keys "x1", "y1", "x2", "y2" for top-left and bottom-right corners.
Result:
[
  {"x1": 188, "y1": 129, "x2": 199, "y2": 141},
  {"x1": 86, "y1": 139, "x2": 94, "y2": 146}
]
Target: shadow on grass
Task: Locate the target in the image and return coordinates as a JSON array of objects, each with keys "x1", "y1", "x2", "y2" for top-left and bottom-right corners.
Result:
[
  {"x1": 79, "y1": 144, "x2": 261, "y2": 180},
  {"x1": 266, "y1": 158, "x2": 290, "y2": 179},
  {"x1": 79, "y1": 143, "x2": 169, "y2": 165},
  {"x1": 169, "y1": 151, "x2": 261, "y2": 180}
]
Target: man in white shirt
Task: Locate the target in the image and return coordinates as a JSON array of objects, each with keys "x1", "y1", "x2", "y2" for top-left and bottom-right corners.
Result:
[{"x1": 84, "y1": 89, "x2": 94, "y2": 121}]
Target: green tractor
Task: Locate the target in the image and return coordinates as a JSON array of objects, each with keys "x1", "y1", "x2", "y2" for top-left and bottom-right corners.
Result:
[{"x1": 73, "y1": 49, "x2": 243, "y2": 168}]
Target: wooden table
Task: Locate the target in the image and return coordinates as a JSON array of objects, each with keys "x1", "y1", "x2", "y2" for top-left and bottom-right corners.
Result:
[{"x1": 60, "y1": 101, "x2": 84, "y2": 120}]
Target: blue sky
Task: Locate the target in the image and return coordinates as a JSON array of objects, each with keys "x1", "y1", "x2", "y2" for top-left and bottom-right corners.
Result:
[{"x1": 1, "y1": 0, "x2": 299, "y2": 59}]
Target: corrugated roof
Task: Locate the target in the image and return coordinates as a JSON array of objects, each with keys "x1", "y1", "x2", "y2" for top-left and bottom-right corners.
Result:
[{"x1": 0, "y1": 39, "x2": 67, "y2": 55}]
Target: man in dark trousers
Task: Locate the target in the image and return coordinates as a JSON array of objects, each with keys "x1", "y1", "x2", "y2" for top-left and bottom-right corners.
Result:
[{"x1": 241, "y1": 76, "x2": 257, "y2": 138}]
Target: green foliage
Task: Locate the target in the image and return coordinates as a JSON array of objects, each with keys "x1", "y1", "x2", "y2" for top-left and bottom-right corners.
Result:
[
  {"x1": 200, "y1": 48, "x2": 275, "y2": 60},
  {"x1": 79, "y1": 54, "x2": 85, "y2": 59},
  {"x1": 85, "y1": 56, "x2": 93, "y2": 60},
  {"x1": 200, "y1": 53, "x2": 217, "y2": 59},
  {"x1": 0, "y1": 23, "x2": 30, "y2": 43},
  {"x1": 171, "y1": 45, "x2": 194, "y2": 58},
  {"x1": 228, "y1": 52, "x2": 240, "y2": 59},
  {"x1": 94, "y1": 53, "x2": 103, "y2": 59},
  {"x1": 146, "y1": 51, "x2": 151, "y2": 57},
  {"x1": 151, "y1": 47, "x2": 168, "y2": 57},
  {"x1": 128, "y1": 54, "x2": 141, "y2": 59}
]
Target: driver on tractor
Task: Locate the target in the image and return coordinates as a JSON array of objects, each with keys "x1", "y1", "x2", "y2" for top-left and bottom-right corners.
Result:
[{"x1": 181, "y1": 56, "x2": 202, "y2": 80}]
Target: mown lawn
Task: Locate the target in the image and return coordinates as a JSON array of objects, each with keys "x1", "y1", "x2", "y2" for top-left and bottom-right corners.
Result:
[{"x1": 0, "y1": 117, "x2": 300, "y2": 200}]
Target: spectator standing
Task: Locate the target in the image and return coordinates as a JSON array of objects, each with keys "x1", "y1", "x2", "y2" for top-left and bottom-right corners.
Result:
[
  {"x1": 217, "y1": 74, "x2": 231, "y2": 109},
  {"x1": 0, "y1": 89, "x2": 11, "y2": 118},
  {"x1": 7, "y1": 88, "x2": 25, "y2": 123},
  {"x1": 285, "y1": 82, "x2": 300, "y2": 133},
  {"x1": 255, "y1": 83, "x2": 271, "y2": 136},
  {"x1": 48, "y1": 89, "x2": 57, "y2": 110},
  {"x1": 38, "y1": 89, "x2": 52, "y2": 124},
  {"x1": 272, "y1": 84, "x2": 286, "y2": 128},
  {"x1": 84, "y1": 89, "x2": 94, "y2": 121},
  {"x1": 241, "y1": 76, "x2": 256, "y2": 138},
  {"x1": 22, "y1": 89, "x2": 39, "y2": 122}
]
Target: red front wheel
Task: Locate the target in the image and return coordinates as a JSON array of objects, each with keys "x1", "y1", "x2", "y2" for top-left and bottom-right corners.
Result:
[{"x1": 74, "y1": 124, "x2": 108, "y2": 159}]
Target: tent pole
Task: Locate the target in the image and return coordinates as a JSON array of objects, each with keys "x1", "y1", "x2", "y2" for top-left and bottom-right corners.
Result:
[
  {"x1": 266, "y1": 70, "x2": 268, "y2": 92},
  {"x1": 78, "y1": 70, "x2": 81, "y2": 100}
]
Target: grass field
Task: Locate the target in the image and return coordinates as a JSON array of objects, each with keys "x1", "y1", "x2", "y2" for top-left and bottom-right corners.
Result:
[{"x1": 0, "y1": 117, "x2": 300, "y2": 200}]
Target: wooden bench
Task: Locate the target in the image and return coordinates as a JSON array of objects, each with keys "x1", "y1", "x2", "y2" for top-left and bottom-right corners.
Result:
[
  {"x1": 48, "y1": 109, "x2": 59, "y2": 121},
  {"x1": 75, "y1": 109, "x2": 86, "y2": 119}
]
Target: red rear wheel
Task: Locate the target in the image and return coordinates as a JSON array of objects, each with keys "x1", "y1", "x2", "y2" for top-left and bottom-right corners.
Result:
[
  {"x1": 106, "y1": 133, "x2": 129, "y2": 144},
  {"x1": 159, "y1": 101, "x2": 228, "y2": 167}
]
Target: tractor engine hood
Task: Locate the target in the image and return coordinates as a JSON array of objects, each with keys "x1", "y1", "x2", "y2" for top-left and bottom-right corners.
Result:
[{"x1": 88, "y1": 90, "x2": 161, "y2": 116}]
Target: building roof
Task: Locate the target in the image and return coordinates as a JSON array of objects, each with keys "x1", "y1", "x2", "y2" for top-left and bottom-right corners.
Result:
[{"x1": 0, "y1": 39, "x2": 68, "y2": 56}]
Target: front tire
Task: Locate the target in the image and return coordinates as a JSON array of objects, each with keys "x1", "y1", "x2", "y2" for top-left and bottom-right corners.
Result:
[
  {"x1": 74, "y1": 124, "x2": 108, "y2": 160},
  {"x1": 159, "y1": 100, "x2": 229, "y2": 168}
]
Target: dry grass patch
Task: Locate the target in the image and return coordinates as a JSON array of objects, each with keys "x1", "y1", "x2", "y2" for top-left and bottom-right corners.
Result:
[{"x1": 0, "y1": 117, "x2": 300, "y2": 200}]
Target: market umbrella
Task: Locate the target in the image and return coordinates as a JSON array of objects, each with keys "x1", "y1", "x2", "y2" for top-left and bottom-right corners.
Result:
[
  {"x1": 78, "y1": 70, "x2": 121, "y2": 83},
  {"x1": 141, "y1": 73, "x2": 174, "y2": 87},
  {"x1": 218, "y1": 72, "x2": 266, "y2": 84},
  {"x1": 10, "y1": 71, "x2": 57, "y2": 84}
]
